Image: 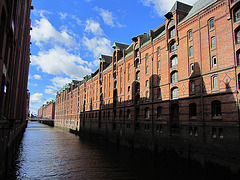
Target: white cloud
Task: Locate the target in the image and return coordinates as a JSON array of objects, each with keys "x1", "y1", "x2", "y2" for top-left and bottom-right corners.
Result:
[
  {"x1": 50, "y1": 77, "x2": 72, "y2": 89},
  {"x1": 140, "y1": 0, "x2": 197, "y2": 16},
  {"x1": 95, "y1": 7, "x2": 114, "y2": 27},
  {"x1": 30, "y1": 93, "x2": 45, "y2": 104},
  {"x1": 85, "y1": 19, "x2": 103, "y2": 36},
  {"x1": 83, "y1": 36, "x2": 112, "y2": 58},
  {"x1": 33, "y1": 74, "x2": 42, "y2": 80},
  {"x1": 31, "y1": 17, "x2": 76, "y2": 47},
  {"x1": 31, "y1": 46, "x2": 92, "y2": 79},
  {"x1": 45, "y1": 89, "x2": 56, "y2": 96},
  {"x1": 28, "y1": 82, "x2": 38, "y2": 87},
  {"x1": 59, "y1": 12, "x2": 67, "y2": 20}
]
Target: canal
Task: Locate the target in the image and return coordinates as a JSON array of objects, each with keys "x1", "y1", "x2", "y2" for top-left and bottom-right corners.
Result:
[{"x1": 8, "y1": 121, "x2": 238, "y2": 180}]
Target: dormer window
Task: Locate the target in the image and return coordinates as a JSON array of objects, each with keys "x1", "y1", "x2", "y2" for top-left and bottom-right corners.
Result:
[{"x1": 169, "y1": 26, "x2": 175, "y2": 39}]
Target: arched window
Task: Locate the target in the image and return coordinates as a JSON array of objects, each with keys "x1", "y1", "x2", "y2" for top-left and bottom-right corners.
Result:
[
  {"x1": 145, "y1": 107, "x2": 150, "y2": 119},
  {"x1": 189, "y1": 103, "x2": 197, "y2": 118},
  {"x1": 136, "y1": 71, "x2": 140, "y2": 80},
  {"x1": 171, "y1": 71, "x2": 178, "y2": 83},
  {"x1": 127, "y1": 109, "x2": 131, "y2": 119},
  {"x1": 145, "y1": 80, "x2": 149, "y2": 87},
  {"x1": 171, "y1": 55, "x2": 178, "y2": 67},
  {"x1": 211, "y1": 100, "x2": 221, "y2": 118},
  {"x1": 211, "y1": 36, "x2": 216, "y2": 48},
  {"x1": 171, "y1": 87, "x2": 179, "y2": 99},
  {"x1": 169, "y1": 26, "x2": 175, "y2": 39},
  {"x1": 189, "y1": 46, "x2": 193, "y2": 57},
  {"x1": 209, "y1": 18, "x2": 214, "y2": 29},
  {"x1": 157, "y1": 106, "x2": 162, "y2": 119}
]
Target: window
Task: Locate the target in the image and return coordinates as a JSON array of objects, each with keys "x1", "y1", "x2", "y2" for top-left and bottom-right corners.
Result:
[
  {"x1": 189, "y1": 46, "x2": 193, "y2": 57},
  {"x1": 158, "y1": 75, "x2": 161, "y2": 86},
  {"x1": 169, "y1": 27, "x2": 175, "y2": 39},
  {"x1": 211, "y1": 36, "x2": 216, "y2": 48},
  {"x1": 157, "y1": 88, "x2": 161, "y2": 99},
  {"x1": 210, "y1": 19, "x2": 214, "y2": 29},
  {"x1": 212, "y1": 56, "x2": 217, "y2": 67},
  {"x1": 157, "y1": 106, "x2": 162, "y2": 119},
  {"x1": 238, "y1": 74, "x2": 240, "y2": 89},
  {"x1": 237, "y1": 50, "x2": 240, "y2": 65},
  {"x1": 145, "y1": 108, "x2": 150, "y2": 119},
  {"x1": 136, "y1": 71, "x2": 140, "y2": 80},
  {"x1": 127, "y1": 109, "x2": 131, "y2": 119},
  {"x1": 171, "y1": 71, "x2": 178, "y2": 83},
  {"x1": 146, "y1": 65, "x2": 149, "y2": 74},
  {"x1": 136, "y1": 82, "x2": 140, "y2": 92},
  {"x1": 171, "y1": 56, "x2": 178, "y2": 67},
  {"x1": 128, "y1": 86, "x2": 130, "y2": 92},
  {"x1": 146, "y1": 91, "x2": 149, "y2": 98},
  {"x1": 128, "y1": 63, "x2": 131, "y2": 81},
  {"x1": 135, "y1": 95, "x2": 140, "y2": 104},
  {"x1": 212, "y1": 76, "x2": 218, "y2": 89},
  {"x1": 236, "y1": 28, "x2": 240, "y2": 44},
  {"x1": 128, "y1": 95, "x2": 130, "y2": 101},
  {"x1": 234, "y1": 8, "x2": 240, "y2": 22},
  {"x1": 158, "y1": 60, "x2": 161, "y2": 69},
  {"x1": 190, "y1": 81, "x2": 195, "y2": 92},
  {"x1": 211, "y1": 100, "x2": 221, "y2": 117},
  {"x1": 146, "y1": 53, "x2": 149, "y2": 61},
  {"x1": 189, "y1": 103, "x2": 197, "y2": 117},
  {"x1": 157, "y1": 46, "x2": 160, "y2": 55},
  {"x1": 171, "y1": 87, "x2": 179, "y2": 99},
  {"x1": 170, "y1": 41, "x2": 177, "y2": 52},
  {"x1": 145, "y1": 80, "x2": 149, "y2": 87},
  {"x1": 119, "y1": 110, "x2": 122, "y2": 119},
  {"x1": 188, "y1": 30, "x2": 192, "y2": 39},
  {"x1": 190, "y1": 63, "x2": 194, "y2": 74}
]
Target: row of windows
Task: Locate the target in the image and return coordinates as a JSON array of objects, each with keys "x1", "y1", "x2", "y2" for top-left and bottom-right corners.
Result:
[{"x1": 83, "y1": 100, "x2": 221, "y2": 120}]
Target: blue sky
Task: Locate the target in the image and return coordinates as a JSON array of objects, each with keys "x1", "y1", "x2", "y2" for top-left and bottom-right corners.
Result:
[{"x1": 28, "y1": 0, "x2": 197, "y2": 114}]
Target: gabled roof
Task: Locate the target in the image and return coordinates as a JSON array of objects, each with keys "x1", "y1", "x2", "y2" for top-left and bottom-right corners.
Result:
[
  {"x1": 99, "y1": 54, "x2": 112, "y2": 64},
  {"x1": 180, "y1": 0, "x2": 218, "y2": 23},
  {"x1": 112, "y1": 42, "x2": 129, "y2": 51},
  {"x1": 170, "y1": 1, "x2": 192, "y2": 14}
]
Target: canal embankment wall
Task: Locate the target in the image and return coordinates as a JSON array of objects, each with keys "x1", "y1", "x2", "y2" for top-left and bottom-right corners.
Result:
[
  {"x1": 74, "y1": 120, "x2": 240, "y2": 174},
  {"x1": 0, "y1": 120, "x2": 27, "y2": 179}
]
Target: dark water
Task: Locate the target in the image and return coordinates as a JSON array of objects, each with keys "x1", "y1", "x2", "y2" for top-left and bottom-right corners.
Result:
[{"x1": 9, "y1": 122, "x2": 238, "y2": 180}]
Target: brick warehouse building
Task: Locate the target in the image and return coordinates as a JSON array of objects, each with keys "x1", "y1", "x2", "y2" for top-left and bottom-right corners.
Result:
[
  {"x1": 37, "y1": 100, "x2": 55, "y2": 119},
  {"x1": 40, "y1": 0, "x2": 240, "y2": 170},
  {"x1": 0, "y1": 0, "x2": 32, "y2": 177}
]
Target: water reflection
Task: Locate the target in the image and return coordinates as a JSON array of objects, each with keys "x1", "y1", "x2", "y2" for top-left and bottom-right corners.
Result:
[{"x1": 9, "y1": 122, "x2": 238, "y2": 180}]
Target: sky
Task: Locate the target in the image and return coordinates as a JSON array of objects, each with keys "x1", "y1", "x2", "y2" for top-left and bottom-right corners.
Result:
[{"x1": 28, "y1": 0, "x2": 198, "y2": 115}]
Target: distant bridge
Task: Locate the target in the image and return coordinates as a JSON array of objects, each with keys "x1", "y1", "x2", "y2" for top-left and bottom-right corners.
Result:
[{"x1": 27, "y1": 117, "x2": 54, "y2": 127}]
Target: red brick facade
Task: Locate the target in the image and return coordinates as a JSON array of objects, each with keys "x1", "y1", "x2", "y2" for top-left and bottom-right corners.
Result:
[
  {"x1": 49, "y1": 0, "x2": 240, "y2": 169},
  {"x1": 38, "y1": 101, "x2": 55, "y2": 120},
  {"x1": 53, "y1": 0, "x2": 240, "y2": 134},
  {"x1": 0, "y1": 0, "x2": 32, "y2": 177}
]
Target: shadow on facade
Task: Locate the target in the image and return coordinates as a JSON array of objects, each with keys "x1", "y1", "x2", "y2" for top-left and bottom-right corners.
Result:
[{"x1": 78, "y1": 61, "x2": 240, "y2": 173}]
